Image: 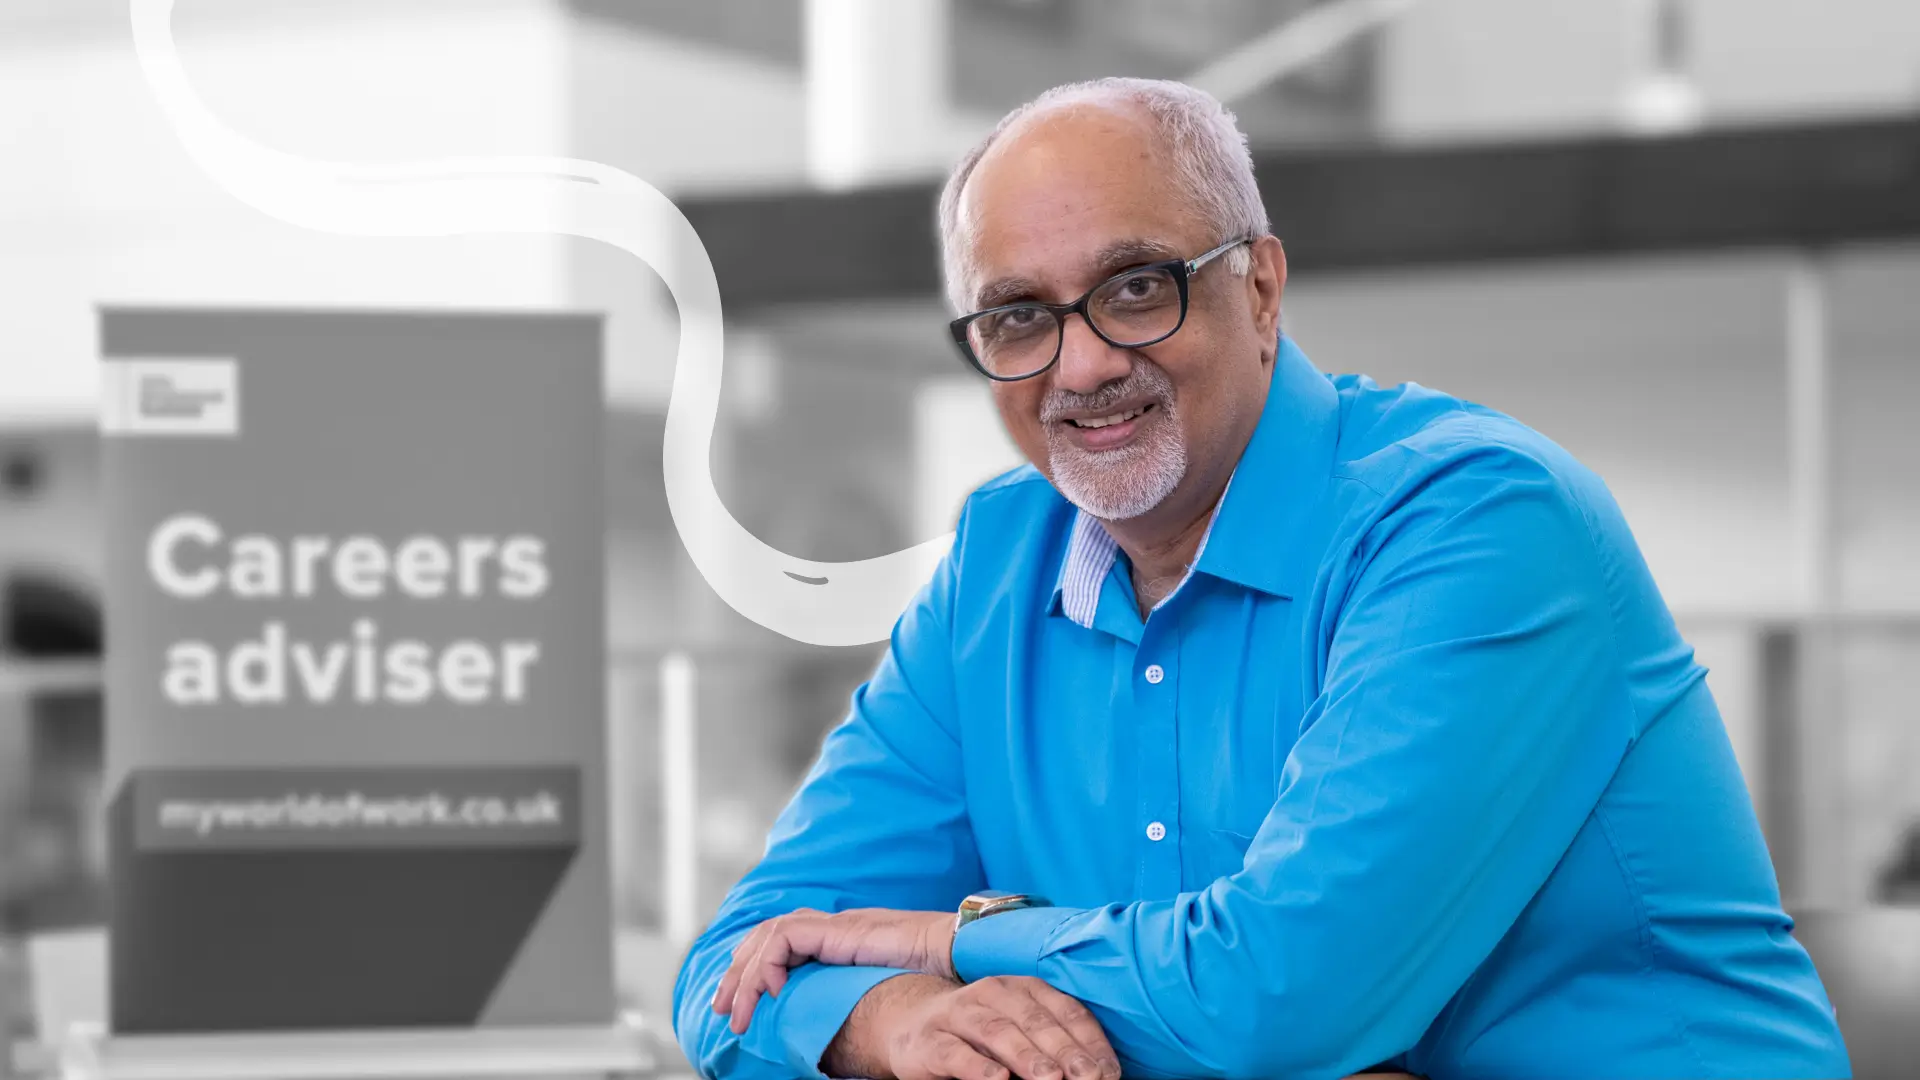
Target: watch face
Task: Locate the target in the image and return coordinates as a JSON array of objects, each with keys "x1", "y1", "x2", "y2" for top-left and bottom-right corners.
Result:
[
  {"x1": 960, "y1": 891, "x2": 1025, "y2": 924},
  {"x1": 962, "y1": 892, "x2": 1033, "y2": 924}
]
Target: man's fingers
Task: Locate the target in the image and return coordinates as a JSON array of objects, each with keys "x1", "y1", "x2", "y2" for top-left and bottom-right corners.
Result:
[
  {"x1": 732, "y1": 914, "x2": 839, "y2": 1030},
  {"x1": 986, "y1": 985, "x2": 1110, "y2": 1080},
  {"x1": 715, "y1": 911, "x2": 833, "y2": 1025},
  {"x1": 763, "y1": 963, "x2": 791, "y2": 998},
  {"x1": 726, "y1": 923, "x2": 792, "y2": 1032},
  {"x1": 712, "y1": 923, "x2": 771, "y2": 1013},
  {"x1": 1027, "y1": 982, "x2": 1123, "y2": 1080},
  {"x1": 925, "y1": 1031, "x2": 1009, "y2": 1080},
  {"x1": 958, "y1": 1004, "x2": 1066, "y2": 1080},
  {"x1": 1011, "y1": 1000, "x2": 1104, "y2": 1080},
  {"x1": 728, "y1": 934, "x2": 784, "y2": 1034},
  {"x1": 759, "y1": 917, "x2": 822, "y2": 970}
]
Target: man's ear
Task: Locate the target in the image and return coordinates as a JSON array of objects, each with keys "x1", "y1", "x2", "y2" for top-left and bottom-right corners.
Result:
[{"x1": 1248, "y1": 235, "x2": 1287, "y2": 362}]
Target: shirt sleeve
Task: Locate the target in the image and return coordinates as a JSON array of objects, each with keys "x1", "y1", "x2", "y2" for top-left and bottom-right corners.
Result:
[
  {"x1": 672, "y1": 516, "x2": 987, "y2": 1080},
  {"x1": 951, "y1": 448, "x2": 1639, "y2": 1079}
]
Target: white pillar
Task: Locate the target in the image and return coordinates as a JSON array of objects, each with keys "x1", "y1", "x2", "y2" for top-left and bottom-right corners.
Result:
[
  {"x1": 1784, "y1": 256, "x2": 1840, "y2": 908},
  {"x1": 659, "y1": 651, "x2": 700, "y2": 949},
  {"x1": 1786, "y1": 258, "x2": 1836, "y2": 617},
  {"x1": 605, "y1": 661, "x2": 640, "y2": 926},
  {"x1": 805, "y1": 0, "x2": 952, "y2": 190}
]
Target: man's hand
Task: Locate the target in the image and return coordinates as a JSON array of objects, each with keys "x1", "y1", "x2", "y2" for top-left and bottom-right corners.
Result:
[
  {"x1": 713, "y1": 908, "x2": 954, "y2": 1033},
  {"x1": 821, "y1": 973, "x2": 1122, "y2": 1080},
  {"x1": 715, "y1": 913, "x2": 1425, "y2": 1080}
]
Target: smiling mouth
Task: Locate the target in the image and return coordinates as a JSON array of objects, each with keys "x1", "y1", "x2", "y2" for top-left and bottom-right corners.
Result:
[{"x1": 1066, "y1": 402, "x2": 1157, "y2": 429}]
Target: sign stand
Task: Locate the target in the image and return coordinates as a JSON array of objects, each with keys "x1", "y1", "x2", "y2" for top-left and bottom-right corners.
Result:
[{"x1": 56, "y1": 1014, "x2": 658, "y2": 1080}]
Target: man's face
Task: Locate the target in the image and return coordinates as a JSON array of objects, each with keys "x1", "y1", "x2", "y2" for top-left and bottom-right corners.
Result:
[{"x1": 955, "y1": 105, "x2": 1281, "y2": 523}]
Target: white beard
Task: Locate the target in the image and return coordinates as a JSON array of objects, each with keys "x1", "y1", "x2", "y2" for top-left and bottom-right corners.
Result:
[{"x1": 1046, "y1": 403, "x2": 1188, "y2": 520}]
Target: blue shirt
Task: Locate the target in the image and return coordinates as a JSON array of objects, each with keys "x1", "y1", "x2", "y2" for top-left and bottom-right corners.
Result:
[{"x1": 673, "y1": 339, "x2": 1850, "y2": 1080}]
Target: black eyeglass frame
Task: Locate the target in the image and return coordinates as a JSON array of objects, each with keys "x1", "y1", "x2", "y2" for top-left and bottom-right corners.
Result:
[{"x1": 947, "y1": 236, "x2": 1255, "y2": 382}]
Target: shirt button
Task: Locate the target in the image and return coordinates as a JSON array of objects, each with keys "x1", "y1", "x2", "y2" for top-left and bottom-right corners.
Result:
[
  {"x1": 1146, "y1": 821, "x2": 1167, "y2": 842},
  {"x1": 1143, "y1": 664, "x2": 1165, "y2": 684}
]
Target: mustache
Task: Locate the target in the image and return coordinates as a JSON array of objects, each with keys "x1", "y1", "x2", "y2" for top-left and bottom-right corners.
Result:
[{"x1": 1040, "y1": 366, "x2": 1175, "y2": 424}]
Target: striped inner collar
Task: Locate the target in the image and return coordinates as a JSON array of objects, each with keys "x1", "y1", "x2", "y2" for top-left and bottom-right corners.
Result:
[{"x1": 1054, "y1": 474, "x2": 1233, "y2": 629}]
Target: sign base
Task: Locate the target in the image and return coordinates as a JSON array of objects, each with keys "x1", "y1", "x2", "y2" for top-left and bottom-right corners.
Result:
[{"x1": 56, "y1": 1015, "x2": 658, "y2": 1080}]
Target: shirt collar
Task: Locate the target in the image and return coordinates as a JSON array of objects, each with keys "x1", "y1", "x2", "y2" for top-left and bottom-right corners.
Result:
[
  {"x1": 1048, "y1": 337, "x2": 1342, "y2": 624},
  {"x1": 1192, "y1": 335, "x2": 1343, "y2": 600}
]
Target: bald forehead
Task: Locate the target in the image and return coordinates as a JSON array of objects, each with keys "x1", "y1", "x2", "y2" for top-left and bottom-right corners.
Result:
[
  {"x1": 959, "y1": 100, "x2": 1172, "y2": 229},
  {"x1": 995, "y1": 98, "x2": 1165, "y2": 166},
  {"x1": 952, "y1": 101, "x2": 1197, "y2": 309}
]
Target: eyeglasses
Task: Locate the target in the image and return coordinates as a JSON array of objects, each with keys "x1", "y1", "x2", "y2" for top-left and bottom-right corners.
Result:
[{"x1": 949, "y1": 236, "x2": 1253, "y2": 382}]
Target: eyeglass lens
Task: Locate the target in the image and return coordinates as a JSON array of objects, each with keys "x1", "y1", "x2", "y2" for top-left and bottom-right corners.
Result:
[{"x1": 966, "y1": 265, "x2": 1183, "y2": 378}]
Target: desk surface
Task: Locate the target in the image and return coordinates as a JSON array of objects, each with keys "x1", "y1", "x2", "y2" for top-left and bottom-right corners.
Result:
[{"x1": 9, "y1": 915, "x2": 1915, "y2": 1079}]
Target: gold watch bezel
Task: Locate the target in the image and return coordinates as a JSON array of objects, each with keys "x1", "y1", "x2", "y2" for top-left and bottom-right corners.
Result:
[{"x1": 956, "y1": 890, "x2": 1039, "y2": 928}]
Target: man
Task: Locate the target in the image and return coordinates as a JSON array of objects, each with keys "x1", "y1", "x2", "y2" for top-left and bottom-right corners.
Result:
[{"x1": 673, "y1": 78, "x2": 1851, "y2": 1080}]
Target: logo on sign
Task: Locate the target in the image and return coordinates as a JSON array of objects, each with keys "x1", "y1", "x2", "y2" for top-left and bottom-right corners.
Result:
[
  {"x1": 102, "y1": 359, "x2": 239, "y2": 436},
  {"x1": 140, "y1": 374, "x2": 228, "y2": 419}
]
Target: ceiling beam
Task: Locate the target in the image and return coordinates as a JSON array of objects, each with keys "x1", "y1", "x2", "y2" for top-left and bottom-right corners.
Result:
[{"x1": 680, "y1": 113, "x2": 1920, "y2": 310}]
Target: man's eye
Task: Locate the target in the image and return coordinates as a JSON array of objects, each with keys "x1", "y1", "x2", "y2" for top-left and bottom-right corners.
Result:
[
  {"x1": 1108, "y1": 273, "x2": 1171, "y2": 304},
  {"x1": 987, "y1": 308, "x2": 1048, "y2": 338}
]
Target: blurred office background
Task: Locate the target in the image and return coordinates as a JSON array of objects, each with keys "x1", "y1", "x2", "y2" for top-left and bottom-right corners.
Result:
[{"x1": 2, "y1": 0, "x2": 1919, "y2": 1076}]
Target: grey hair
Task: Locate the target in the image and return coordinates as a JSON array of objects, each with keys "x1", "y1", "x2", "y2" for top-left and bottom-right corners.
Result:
[{"x1": 936, "y1": 77, "x2": 1270, "y2": 313}]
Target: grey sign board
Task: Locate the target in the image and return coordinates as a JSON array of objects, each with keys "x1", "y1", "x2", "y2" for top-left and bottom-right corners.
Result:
[{"x1": 99, "y1": 308, "x2": 613, "y2": 1035}]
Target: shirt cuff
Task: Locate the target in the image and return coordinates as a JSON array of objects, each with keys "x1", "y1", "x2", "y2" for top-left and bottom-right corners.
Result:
[
  {"x1": 952, "y1": 905, "x2": 1082, "y2": 982},
  {"x1": 741, "y1": 963, "x2": 914, "y2": 1079}
]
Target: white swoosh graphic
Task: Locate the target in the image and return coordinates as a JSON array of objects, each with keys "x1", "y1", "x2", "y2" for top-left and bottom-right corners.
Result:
[{"x1": 129, "y1": 0, "x2": 951, "y2": 647}]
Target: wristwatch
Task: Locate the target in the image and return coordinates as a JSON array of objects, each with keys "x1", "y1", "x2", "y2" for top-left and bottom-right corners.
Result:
[
  {"x1": 952, "y1": 891, "x2": 1050, "y2": 979},
  {"x1": 956, "y1": 890, "x2": 1048, "y2": 929}
]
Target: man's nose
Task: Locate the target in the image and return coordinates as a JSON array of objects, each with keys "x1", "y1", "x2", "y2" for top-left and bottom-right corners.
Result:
[{"x1": 1052, "y1": 314, "x2": 1131, "y2": 395}]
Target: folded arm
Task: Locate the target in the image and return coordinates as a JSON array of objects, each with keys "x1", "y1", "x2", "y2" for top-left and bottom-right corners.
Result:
[
  {"x1": 949, "y1": 452, "x2": 1637, "y2": 1078},
  {"x1": 671, "y1": 533, "x2": 988, "y2": 1079}
]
